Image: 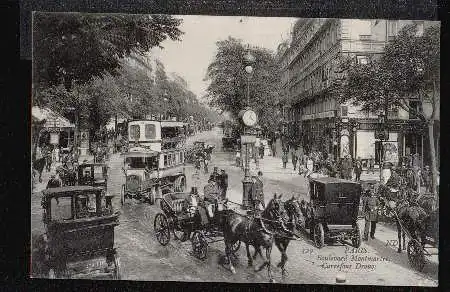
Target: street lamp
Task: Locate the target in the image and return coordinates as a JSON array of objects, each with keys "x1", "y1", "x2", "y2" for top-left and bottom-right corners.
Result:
[
  {"x1": 241, "y1": 48, "x2": 256, "y2": 208},
  {"x1": 377, "y1": 112, "x2": 387, "y2": 181}
]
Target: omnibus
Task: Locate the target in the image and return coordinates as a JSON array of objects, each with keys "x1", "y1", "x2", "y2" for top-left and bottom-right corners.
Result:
[{"x1": 120, "y1": 120, "x2": 187, "y2": 205}]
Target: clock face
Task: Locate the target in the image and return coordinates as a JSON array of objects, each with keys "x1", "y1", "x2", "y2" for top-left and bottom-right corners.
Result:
[{"x1": 243, "y1": 110, "x2": 258, "y2": 126}]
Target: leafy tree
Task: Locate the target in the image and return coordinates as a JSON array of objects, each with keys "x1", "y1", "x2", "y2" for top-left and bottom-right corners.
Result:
[
  {"x1": 33, "y1": 12, "x2": 183, "y2": 96},
  {"x1": 205, "y1": 37, "x2": 281, "y2": 134},
  {"x1": 332, "y1": 23, "x2": 440, "y2": 196}
]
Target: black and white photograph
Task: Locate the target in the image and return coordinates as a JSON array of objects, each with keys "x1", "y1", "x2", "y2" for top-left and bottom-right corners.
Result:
[{"x1": 30, "y1": 13, "x2": 439, "y2": 286}]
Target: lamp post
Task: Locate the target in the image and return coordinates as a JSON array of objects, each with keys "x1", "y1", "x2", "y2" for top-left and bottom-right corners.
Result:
[
  {"x1": 378, "y1": 112, "x2": 386, "y2": 182},
  {"x1": 241, "y1": 48, "x2": 256, "y2": 208}
]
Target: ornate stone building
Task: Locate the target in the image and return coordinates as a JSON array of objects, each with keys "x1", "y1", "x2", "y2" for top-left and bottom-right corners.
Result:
[{"x1": 279, "y1": 18, "x2": 437, "y2": 168}]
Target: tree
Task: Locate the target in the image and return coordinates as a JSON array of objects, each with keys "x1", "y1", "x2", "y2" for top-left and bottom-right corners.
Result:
[
  {"x1": 33, "y1": 12, "x2": 183, "y2": 96},
  {"x1": 205, "y1": 37, "x2": 281, "y2": 134},
  {"x1": 332, "y1": 23, "x2": 440, "y2": 196}
]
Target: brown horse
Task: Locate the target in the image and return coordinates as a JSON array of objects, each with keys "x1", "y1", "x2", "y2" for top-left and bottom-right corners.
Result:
[{"x1": 221, "y1": 194, "x2": 285, "y2": 282}]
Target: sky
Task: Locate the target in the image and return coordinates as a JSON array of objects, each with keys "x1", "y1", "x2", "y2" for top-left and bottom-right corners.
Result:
[{"x1": 150, "y1": 15, "x2": 297, "y2": 100}]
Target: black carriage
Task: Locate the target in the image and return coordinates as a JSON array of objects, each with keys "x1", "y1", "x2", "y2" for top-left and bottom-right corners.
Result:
[
  {"x1": 307, "y1": 177, "x2": 362, "y2": 248},
  {"x1": 38, "y1": 186, "x2": 120, "y2": 279},
  {"x1": 154, "y1": 192, "x2": 240, "y2": 260},
  {"x1": 77, "y1": 163, "x2": 108, "y2": 190}
]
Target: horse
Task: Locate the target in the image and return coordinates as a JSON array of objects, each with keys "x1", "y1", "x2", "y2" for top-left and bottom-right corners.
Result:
[
  {"x1": 220, "y1": 194, "x2": 285, "y2": 282},
  {"x1": 32, "y1": 157, "x2": 46, "y2": 183},
  {"x1": 378, "y1": 184, "x2": 429, "y2": 253},
  {"x1": 273, "y1": 195, "x2": 306, "y2": 277}
]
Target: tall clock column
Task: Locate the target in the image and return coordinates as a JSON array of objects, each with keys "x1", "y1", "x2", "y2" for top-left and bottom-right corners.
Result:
[{"x1": 239, "y1": 108, "x2": 258, "y2": 209}]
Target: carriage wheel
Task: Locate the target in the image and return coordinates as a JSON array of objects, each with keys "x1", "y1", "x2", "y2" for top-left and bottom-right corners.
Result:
[
  {"x1": 170, "y1": 218, "x2": 186, "y2": 241},
  {"x1": 407, "y1": 239, "x2": 425, "y2": 271},
  {"x1": 191, "y1": 231, "x2": 208, "y2": 260},
  {"x1": 352, "y1": 224, "x2": 362, "y2": 248},
  {"x1": 154, "y1": 213, "x2": 171, "y2": 246},
  {"x1": 313, "y1": 223, "x2": 325, "y2": 248},
  {"x1": 231, "y1": 240, "x2": 241, "y2": 253},
  {"x1": 120, "y1": 185, "x2": 125, "y2": 206}
]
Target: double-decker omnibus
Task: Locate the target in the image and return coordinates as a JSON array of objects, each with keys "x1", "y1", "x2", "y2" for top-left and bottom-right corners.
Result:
[{"x1": 120, "y1": 120, "x2": 187, "y2": 205}]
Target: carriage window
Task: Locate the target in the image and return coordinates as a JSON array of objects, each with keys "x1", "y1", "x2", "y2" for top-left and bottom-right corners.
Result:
[
  {"x1": 75, "y1": 193, "x2": 97, "y2": 218},
  {"x1": 129, "y1": 125, "x2": 140, "y2": 141},
  {"x1": 93, "y1": 166, "x2": 104, "y2": 180},
  {"x1": 145, "y1": 124, "x2": 156, "y2": 139},
  {"x1": 51, "y1": 196, "x2": 73, "y2": 221},
  {"x1": 145, "y1": 157, "x2": 158, "y2": 170}
]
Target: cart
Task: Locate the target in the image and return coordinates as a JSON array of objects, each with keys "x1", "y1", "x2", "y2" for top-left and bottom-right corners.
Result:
[
  {"x1": 306, "y1": 177, "x2": 362, "y2": 248},
  {"x1": 38, "y1": 186, "x2": 120, "y2": 279},
  {"x1": 154, "y1": 192, "x2": 241, "y2": 260}
]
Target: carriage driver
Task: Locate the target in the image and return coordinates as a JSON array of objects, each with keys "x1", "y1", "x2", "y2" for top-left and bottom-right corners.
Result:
[{"x1": 203, "y1": 178, "x2": 221, "y2": 219}]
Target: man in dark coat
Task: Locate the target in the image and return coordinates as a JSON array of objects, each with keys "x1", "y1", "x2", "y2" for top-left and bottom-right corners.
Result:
[
  {"x1": 218, "y1": 169, "x2": 228, "y2": 200},
  {"x1": 362, "y1": 184, "x2": 380, "y2": 240},
  {"x1": 282, "y1": 151, "x2": 288, "y2": 169},
  {"x1": 354, "y1": 157, "x2": 363, "y2": 182},
  {"x1": 251, "y1": 171, "x2": 265, "y2": 210},
  {"x1": 340, "y1": 155, "x2": 352, "y2": 180}
]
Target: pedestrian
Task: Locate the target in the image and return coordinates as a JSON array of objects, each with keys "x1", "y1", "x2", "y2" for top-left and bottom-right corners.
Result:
[
  {"x1": 368, "y1": 155, "x2": 375, "y2": 174},
  {"x1": 259, "y1": 143, "x2": 265, "y2": 159},
  {"x1": 204, "y1": 147, "x2": 212, "y2": 174},
  {"x1": 251, "y1": 171, "x2": 265, "y2": 210},
  {"x1": 194, "y1": 153, "x2": 202, "y2": 175},
  {"x1": 341, "y1": 155, "x2": 353, "y2": 180},
  {"x1": 271, "y1": 140, "x2": 277, "y2": 157},
  {"x1": 421, "y1": 165, "x2": 432, "y2": 193},
  {"x1": 282, "y1": 151, "x2": 288, "y2": 169},
  {"x1": 46, "y1": 174, "x2": 62, "y2": 189},
  {"x1": 354, "y1": 157, "x2": 363, "y2": 182},
  {"x1": 219, "y1": 169, "x2": 228, "y2": 200},
  {"x1": 362, "y1": 184, "x2": 380, "y2": 240},
  {"x1": 292, "y1": 148, "x2": 298, "y2": 171},
  {"x1": 235, "y1": 148, "x2": 241, "y2": 167}
]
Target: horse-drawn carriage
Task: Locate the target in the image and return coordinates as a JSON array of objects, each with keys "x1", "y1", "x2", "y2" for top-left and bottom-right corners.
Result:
[
  {"x1": 36, "y1": 186, "x2": 120, "y2": 279},
  {"x1": 154, "y1": 192, "x2": 241, "y2": 260},
  {"x1": 303, "y1": 177, "x2": 362, "y2": 248},
  {"x1": 377, "y1": 183, "x2": 438, "y2": 272}
]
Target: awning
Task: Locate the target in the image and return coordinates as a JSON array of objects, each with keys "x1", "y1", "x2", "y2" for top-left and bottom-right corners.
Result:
[{"x1": 32, "y1": 106, "x2": 75, "y2": 129}]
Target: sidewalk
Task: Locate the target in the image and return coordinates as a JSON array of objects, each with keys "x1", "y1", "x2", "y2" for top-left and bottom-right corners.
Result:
[{"x1": 246, "y1": 154, "x2": 381, "y2": 183}]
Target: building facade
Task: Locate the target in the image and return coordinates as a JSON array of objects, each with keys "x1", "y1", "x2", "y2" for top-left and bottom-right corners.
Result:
[{"x1": 279, "y1": 18, "x2": 437, "y2": 168}]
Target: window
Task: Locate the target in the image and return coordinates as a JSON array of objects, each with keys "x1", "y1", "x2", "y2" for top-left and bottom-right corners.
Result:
[
  {"x1": 145, "y1": 124, "x2": 156, "y2": 139},
  {"x1": 164, "y1": 155, "x2": 168, "y2": 167},
  {"x1": 357, "y1": 56, "x2": 368, "y2": 65},
  {"x1": 129, "y1": 125, "x2": 140, "y2": 141},
  {"x1": 51, "y1": 196, "x2": 73, "y2": 221},
  {"x1": 359, "y1": 35, "x2": 371, "y2": 40}
]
